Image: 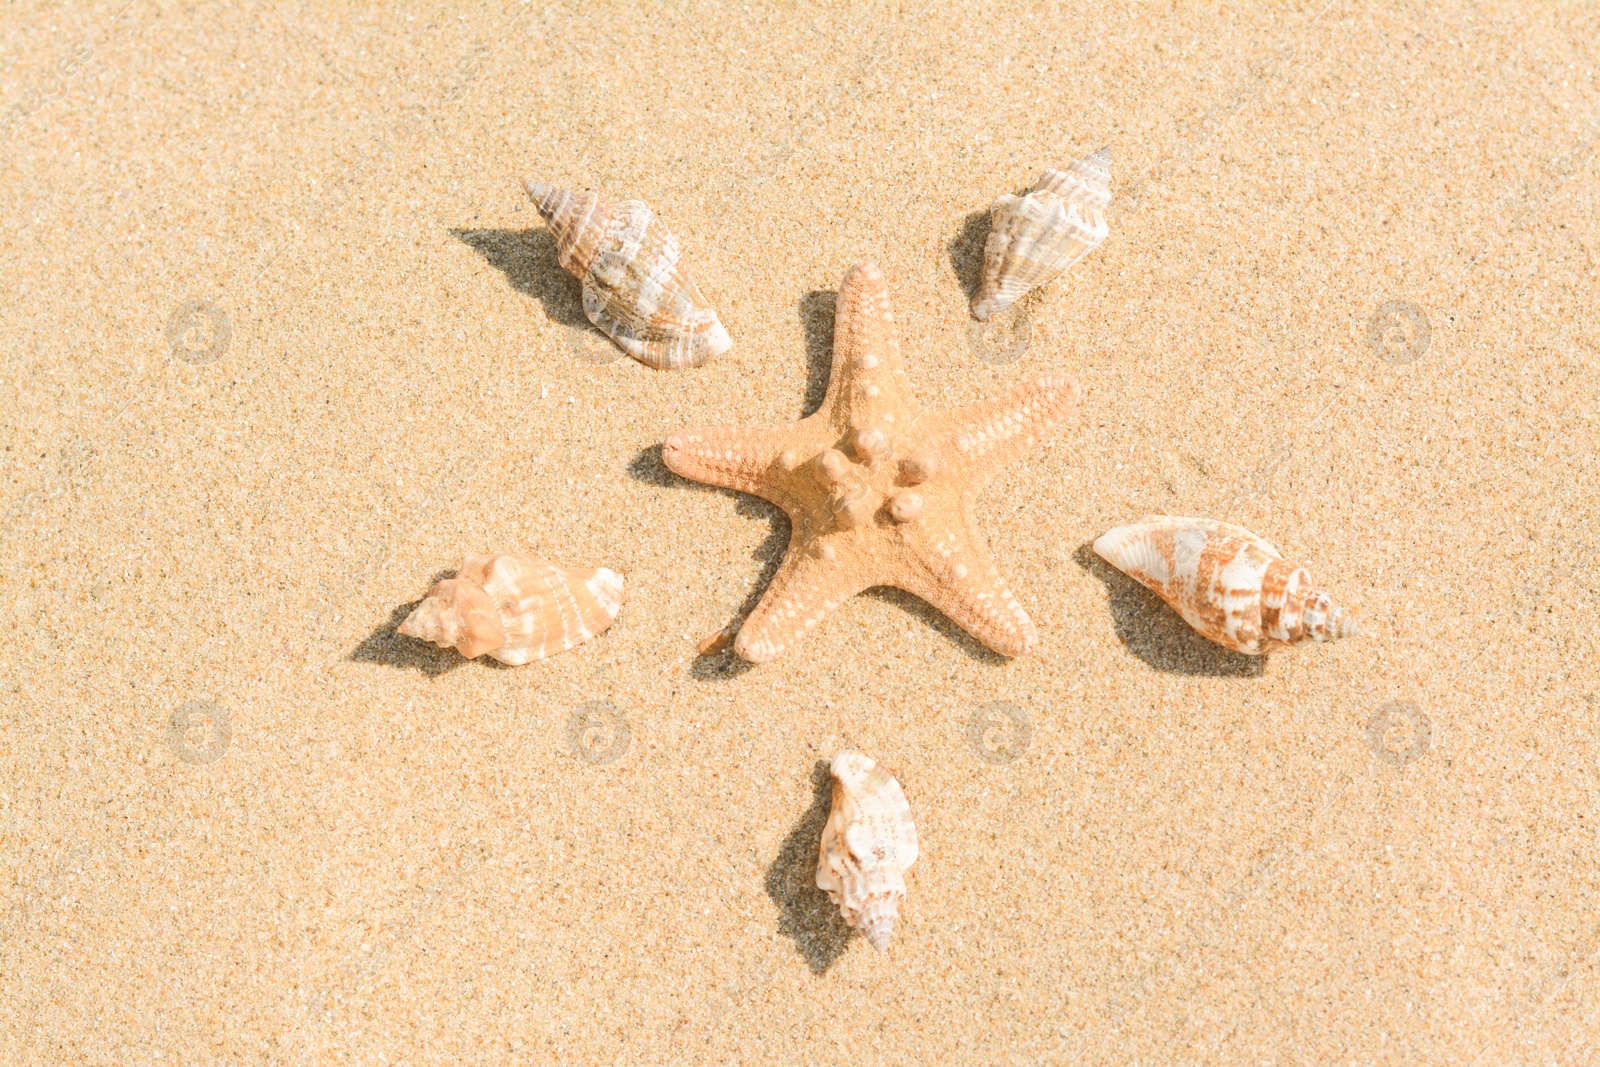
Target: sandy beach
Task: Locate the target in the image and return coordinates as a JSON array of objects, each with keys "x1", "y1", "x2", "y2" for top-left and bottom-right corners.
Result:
[{"x1": 2, "y1": 1, "x2": 1597, "y2": 1063}]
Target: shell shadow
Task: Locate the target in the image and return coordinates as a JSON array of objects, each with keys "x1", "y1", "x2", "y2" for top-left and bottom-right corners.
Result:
[
  {"x1": 947, "y1": 209, "x2": 991, "y2": 305},
  {"x1": 764, "y1": 759, "x2": 856, "y2": 973},
  {"x1": 449, "y1": 227, "x2": 598, "y2": 334},
  {"x1": 1073, "y1": 542, "x2": 1267, "y2": 678},
  {"x1": 347, "y1": 569, "x2": 517, "y2": 677},
  {"x1": 348, "y1": 570, "x2": 466, "y2": 678}
]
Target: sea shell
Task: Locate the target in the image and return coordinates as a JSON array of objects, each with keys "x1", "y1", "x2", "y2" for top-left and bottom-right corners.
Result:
[
  {"x1": 398, "y1": 553, "x2": 623, "y2": 664},
  {"x1": 524, "y1": 180, "x2": 732, "y2": 369},
  {"x1": 1093, "y1": 516, "x2": 1357, "y2": 655},
  {"x1": 971, "y1": 147, "x2": 1111, "y2": 321},
  {"x1": 816, "y1": 750, "x2": 919, "y2": 953}
]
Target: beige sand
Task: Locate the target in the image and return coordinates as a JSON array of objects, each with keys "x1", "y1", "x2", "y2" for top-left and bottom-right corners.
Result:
[{"x1": 2, "y1": 2, "x2": 1597, "y2": 1063}]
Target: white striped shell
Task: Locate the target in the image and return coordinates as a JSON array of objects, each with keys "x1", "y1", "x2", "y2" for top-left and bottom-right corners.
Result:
[
  {"x1": 398, "y1": 553, "x2": 623, "y2": 664},
  {"x1": 1093, "y1": 516, "x2": 1357, "y2": 655},
  {"x1": 816, "y1": 750, "x2": 919, "y2": 953},
  {"x1": 971, "y1": 147, "x2": 1111, "y2": 321},
  {"x1": 525, "y1": 181, "x2": 731, "y2": 369}
]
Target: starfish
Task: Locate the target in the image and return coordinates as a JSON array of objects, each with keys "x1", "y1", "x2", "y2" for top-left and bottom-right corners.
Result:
[{"x1": 663, "y1": 262, "x2": 1080, "y2": 663}]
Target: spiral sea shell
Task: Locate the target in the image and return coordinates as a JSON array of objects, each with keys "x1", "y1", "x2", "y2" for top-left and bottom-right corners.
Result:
[
  {"x1": 1093, "y1": 517, "x2": 1357, "y2": 655},
  {"x1": 524, "y1": 181, "x2": 732, "y2": 369},
  {"x1": 816, "y1": 751, "x2": 919, "y2": 953},
  {"x1": 398, "y1": 553, "x2": 623, "y2": 664},
  {"x1": 971, "y1": 147, "x2": 1111, "y2": 321}
]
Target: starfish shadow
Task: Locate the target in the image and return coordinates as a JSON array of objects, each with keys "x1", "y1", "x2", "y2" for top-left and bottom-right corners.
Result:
[
  {"x1": 450, "y1": 226, "x2": 607, "y2": 340},
  {"x1": 765, "y1": 759, "x2": 856, "y2": 973},
  {"x1": 625, "y1": 442, "x2": 684, "y2": 488},
  {"x1": 624, "y1": 445, "x2": 789, "y2": 681},
  {"x1": 797, "y1": 289, "x2": 837, "y2": 417},
  {"x1": 1073, "y1": 542, "x2": 1266, "y2": 678},
  {"x1": 348, "y1": 569, "x2": 469, "y2": 677},
  {"x1": 633, "y1": 289, "x2": 831, "y2": 678},
  {"x1": 860, "y1": 587, "x2": 1011, "y2": 665},
  {"x1": 687, "y1": 501, "x2": 790, "y2": 680}
]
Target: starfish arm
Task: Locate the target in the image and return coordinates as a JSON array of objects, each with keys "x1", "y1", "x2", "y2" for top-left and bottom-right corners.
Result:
[
  {"x1": 891, "y1": 513, "x2": 1038, "y2": 657},
  {"x1": 733, "y1": 547, "x2": 871, "y2": 663},
  {"x1": 817, "y1": 262, "x2": 920, "y2": 434},
  {"x1": 663, "y1": 424, "x2": 798, "y2": 501},
  {"x1": 928, "y1": 372, "x2": 1080, "y2": 487}
]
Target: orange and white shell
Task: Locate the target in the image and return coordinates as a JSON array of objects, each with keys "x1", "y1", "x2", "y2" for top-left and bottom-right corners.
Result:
[
  {"x1": 816, "y1": 750, "x2": 919, "y2": 953},
  {"x1": 1093, "y1": 517, "x2": 1357, "y2": 655},
  {"x1": 524, "y1": 181, "x2": 732, "y2": 369},
  {"x1": 971, "y1": 147, "x2": 1111, "y2": 321},
  {"x1": 398, "y1": 554, "x2": 623, "y2": 665}
]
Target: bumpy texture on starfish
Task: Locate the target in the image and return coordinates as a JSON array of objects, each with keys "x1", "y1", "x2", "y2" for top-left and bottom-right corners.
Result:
[{"x1": 663, "y1": 262, "x2": 1080, "y2": 663}]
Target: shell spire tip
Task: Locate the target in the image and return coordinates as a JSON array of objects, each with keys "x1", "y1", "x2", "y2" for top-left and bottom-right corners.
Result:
[
  {"x1": 522, "y1": 179, "x2": 559, "y2": 216},
  {"x1": 1330, "y1": 608, "x2": 1359, "y2": 640}
]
